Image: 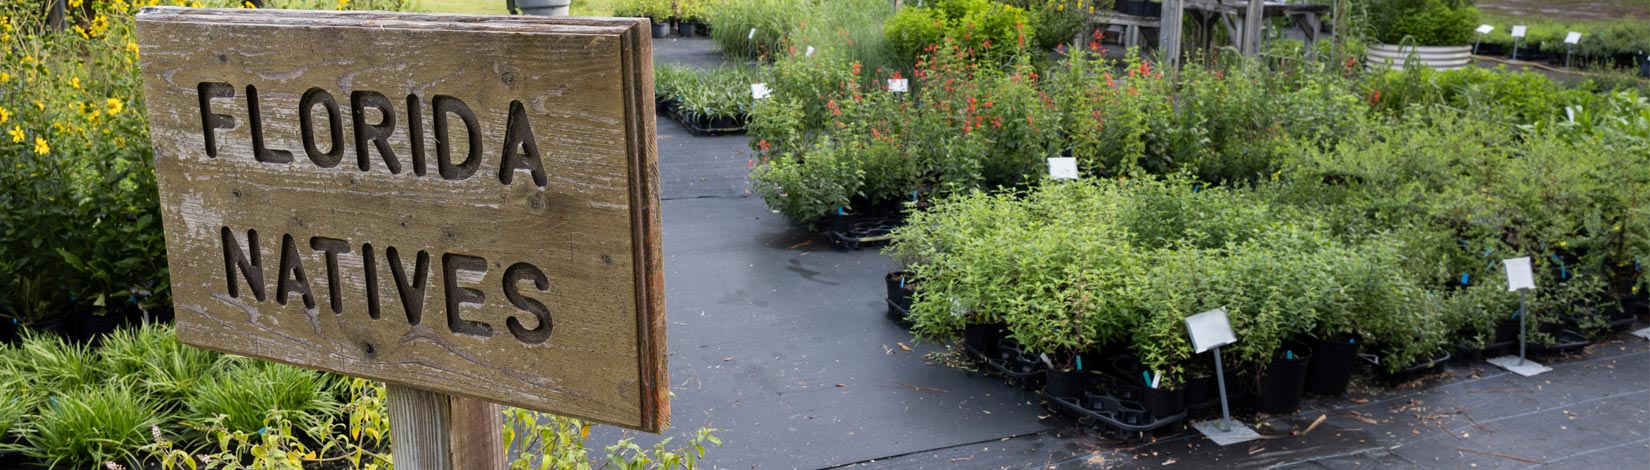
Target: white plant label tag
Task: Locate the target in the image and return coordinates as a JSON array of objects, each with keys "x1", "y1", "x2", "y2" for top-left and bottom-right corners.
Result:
[
  {"x1": 751, "y1": 83, "x2": 771, "y2": 100},
  {"x1": 1186, "y1": 307, "x2": 1237, "y2": 354},
  {"x1": 1511, "y1": 25, "x2": 1527, "y2": 38},
  {"x1": 1566, "y1": 106, "x2": 1575, "y2": 122},
  {"x1": 1476, "y1": 24, "x2": 1495, "y2": 34},
  {"x1": 1505, "y1": 257, "x2": 1535, "y2": 291},
  {"x1": 1047, "y1": 157, "x2": 1078, "y2": 180},
  {"x1": 888, "y1": 78, "x2": 909, "y2": 93},
  {"x1": 748, "y1": 28, "x2": 756, "y2": 39},
  {"x1": 1565, "y1": 32, "x2": 1582, "y2": 44},
  {"x1": 805, "y1": 46, "x2": 815, "y2": 57}
]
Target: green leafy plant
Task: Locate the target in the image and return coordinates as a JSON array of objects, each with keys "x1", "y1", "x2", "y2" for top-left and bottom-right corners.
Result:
[
  {"x1": 1368, "y1": 0, "x2": 1480, "y2": 46},
  {"x1": 19, "y1": 380, "x2": 163, "y2": 469},
  {"x1": 183, "y1": 363, "x2": 341, "y2": 437},
  {"x1": 503, "y1": 408, "x2": 721, "y2": 470},
  {"x1": 98, "y1": 322, "x2": 228, "y2": 406}
]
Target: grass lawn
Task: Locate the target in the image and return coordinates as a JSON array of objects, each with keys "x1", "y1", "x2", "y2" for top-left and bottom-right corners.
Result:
[{"x1": 414, "y1": 0, "x2": 614, "y2": 15}]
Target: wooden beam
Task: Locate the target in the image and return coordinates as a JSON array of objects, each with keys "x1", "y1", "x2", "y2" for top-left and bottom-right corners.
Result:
[
  {"x1": 1241, "y1": 0, "x2": 1263, "y2": 56},
  {"x1": 387, "y1": 385, "x2": 505, "y2": 470},
  {"x1": 1159, "y1": 0, "x2": 1184, "y2": 70}
]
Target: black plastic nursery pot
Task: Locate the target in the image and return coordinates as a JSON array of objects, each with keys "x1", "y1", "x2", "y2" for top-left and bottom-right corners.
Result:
[
  {"x1": 26, "y1": 314, "x2": 71, "y2": 337},
  {"x1": 1305, "y1": 336, "x2": 1359, "y2": 397},
  {"x1": 1532, "y1": 328, "x2": 1591, "y2": 357},
  {"x1": 677, "y1": 20, "x2": 699, "y2": 37},
  {"x1": 884, "y1": 271, "x2": 916, "y2": 317},
  {"x1": 1368, "y1": 350, "x2": 1452, "y2": 384},
  {"x1": 72, "y1": 308, "x2": 130, "y2": 340},
  {"x1": 963, "y1": 322, "x2": 1004, "y2": 357},
  {"x1": 1256, "y1": 342, "x2": 1313, "y2": 414},
  {"x1": 1044, "y1": 369, "x2": 1089, "y2": 400},
  {"x1": 651, "y1": 21, "x2": 669, "y2": 38},
  {"x1": 0, "y1": 318, "x2": 17, "y2": 344}
]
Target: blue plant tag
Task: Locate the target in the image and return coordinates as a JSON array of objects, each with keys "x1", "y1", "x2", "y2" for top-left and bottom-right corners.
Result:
[
  {"x1": 1461, "y1": 273, "x2": 1470, "y2": 285},
  {"x1": 1076, "y1": 356, "x2": 1083, "y2": 371},
  {"x1": 1142, "y1": 371, "x2": 1152, "y2": 387}
]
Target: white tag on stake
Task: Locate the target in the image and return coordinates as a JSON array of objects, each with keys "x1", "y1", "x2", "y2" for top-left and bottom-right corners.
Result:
[
  {"x1": 805, "y1": 46, "x2": 815, "y2": 57},
  {"x1": 748, "y1": 28, "x2": 756, "y2": 39},
  {"x1": 751, "y1": 83, "x2": 771, "y2": 100},
  {"x1": 888, "y1": 78, "x2": 909, "y2": 93},
  {"x1": 1047, "y1": 157, "x2": 1078, "y2": 180},
  {"x1": 1565, "y1": 32, "x2": 1582, "y2": 44},
  {"x1": 1511, "y1": 25, "x2": 1527, "y2": 38},
  {"x1": 1476, "y1": 24, "x2": 1495, "y2": 34},
  {"x1": 1186, "y1": 308, "x2": 1238, "y2": 354},
  {"x1": 1504, "y1": 257, "x2": 1535, "y2": 291}
]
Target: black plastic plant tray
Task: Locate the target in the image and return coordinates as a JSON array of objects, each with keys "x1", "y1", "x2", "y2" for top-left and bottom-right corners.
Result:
[
  {"x1": 829, "y1": 214, "x2": 904, "y2": 249},
  {"x1": 884, "y1": 298, "x2": 913, "y2": 328},
  {"x1": 983, "y1": 354, "x2": 1045, "y2": 381},
  {"x1": 1535, "y1": 329, "x2": 1591, "y2": 355},
  {"x1": 666, "y1": 108, "x2": 747, "y2": 136},
  {"x1": 1047, "y1": 394, "x2": 1185, "y2": 434}
]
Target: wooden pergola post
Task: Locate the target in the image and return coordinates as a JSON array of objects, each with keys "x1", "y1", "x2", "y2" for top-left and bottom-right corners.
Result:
[
  {"x1": 1159, "y1": 0, "x2": 1184, "y2": 70},
  {"x1": 1241, "y1": 0, "x2": 1263, "y2": 56}
]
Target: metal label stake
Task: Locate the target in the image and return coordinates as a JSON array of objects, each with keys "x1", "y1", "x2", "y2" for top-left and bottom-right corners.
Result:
[
  {"x1": 1186, "y1": 308, "x2": 1259, "y2": 445},
  {"x1": 1489, "y1": 257, "x2": 1551, "y2": 376}
]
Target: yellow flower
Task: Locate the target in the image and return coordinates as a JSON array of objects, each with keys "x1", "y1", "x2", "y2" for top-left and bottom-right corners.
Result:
[
  {"x1": 0, "y1": 106, "x2": 8, "y2": 124},
  {"x1": 69, "y1": 0, "x2": 83, "y2": 8},
  {"x1": 34, "y1": 101, "x2": 43, "y2": 111},
  {"x1": 33, "y1": 137, "x2": 49, "y2": 155},
  {"x1": 127, "y1": 42, "x2": 140, "y2": 54},
  {"x1": 0, "y1": 72, "x2": 9, "y2": 83},
  {"x1": 106, "y1": 98, "x2": 124, "y2": 115},
  {"x1": 70, "y1": 77, "x2": 81, "y2": 89},
  {"x1": 8, "y1": 126, "x2": 22, "y2": 142}
]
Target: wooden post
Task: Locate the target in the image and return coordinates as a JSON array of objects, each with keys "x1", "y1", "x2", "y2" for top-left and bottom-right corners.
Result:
[
  {"x1": 387, "y1": 385, "x2": 506, "y2": 470},
  {"x1": 1159, "y1": 0, "x2": 1183, "y2": 70},
  {"x1": 1241, "y1": 0, "x2": 1263, "y2": 56}
]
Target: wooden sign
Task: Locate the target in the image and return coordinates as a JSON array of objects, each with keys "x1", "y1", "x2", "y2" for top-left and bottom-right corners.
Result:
[{"x1": 135, "y1": 8, "x2": 667, "y2": 433}]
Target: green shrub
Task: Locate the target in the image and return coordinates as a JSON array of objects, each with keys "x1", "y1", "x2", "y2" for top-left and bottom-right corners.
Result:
[
  {"x1": 614, "y1": 0, "x2": 674, "y2": 21},
  {"x1": 183, "y1": 363, "x2": 341, "y2": 436},
  {"x1": 886, "y1": 0, "x2": 1034, "y2": 64},
  {"x1": 20, "y1": 380, "x2": 163, "y2": 469},
  {"x1": 885, "y1": 6, "x2": 948, "y2": 63},
  {"x1": 750, "y1": 137, "x2": 864, "y2": 223},
  {"x1": 1369, "y1": 0, "x2": 1479, "y2": 46}
]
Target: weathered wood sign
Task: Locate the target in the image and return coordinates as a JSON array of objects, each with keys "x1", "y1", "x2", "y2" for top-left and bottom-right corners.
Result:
[{"x1": 135, "y1": 7, "x2": 667, "y2": 433}]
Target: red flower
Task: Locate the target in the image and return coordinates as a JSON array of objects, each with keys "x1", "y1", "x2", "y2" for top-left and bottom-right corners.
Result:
[{"x1": 758, "y1": 140, "x2": 771, "y2": 152}]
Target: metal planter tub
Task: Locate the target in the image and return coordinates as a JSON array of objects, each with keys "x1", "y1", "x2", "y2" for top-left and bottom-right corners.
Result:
[{"x1": 1366, "y1": 43, "x2": 1473, "y2": 71}]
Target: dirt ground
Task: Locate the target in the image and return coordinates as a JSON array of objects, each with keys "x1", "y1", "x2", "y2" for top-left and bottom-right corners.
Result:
[{"x1": 1477, "y1": 0, "x2": 1650, "y2": 21}]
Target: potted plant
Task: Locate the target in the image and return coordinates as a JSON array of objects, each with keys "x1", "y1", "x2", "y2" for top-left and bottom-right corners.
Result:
[
  {"x1": 676, "y1": 0, "x2": 707, "y2": 37},
  {"x1": 515, "y1": 0, "x2": 571, "y2": 16},
  {"x1": 1365, "y1": 0, "x2": 1480, "y2": 71}
]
